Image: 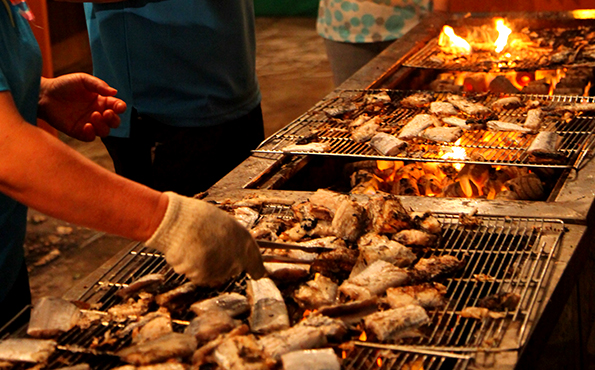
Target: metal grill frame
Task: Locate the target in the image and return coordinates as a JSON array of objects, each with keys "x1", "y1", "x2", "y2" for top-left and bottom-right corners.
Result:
[{"x1": 253, "y1": 89, "x2": 595, "y2": 170}]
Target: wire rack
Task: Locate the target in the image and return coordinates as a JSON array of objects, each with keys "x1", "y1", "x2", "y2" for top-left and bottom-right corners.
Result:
[
  {"x1": 0, "y1": 211, "x2": 564, "y2": 370},
  {"x1": 254, "y1": 90, "x2": 595, "y2": 169}
]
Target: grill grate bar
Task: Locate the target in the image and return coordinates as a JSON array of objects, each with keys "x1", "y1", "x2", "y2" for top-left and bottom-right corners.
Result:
[{"x1": 254, "y1": 90, "x2": 595, "y2": 169}]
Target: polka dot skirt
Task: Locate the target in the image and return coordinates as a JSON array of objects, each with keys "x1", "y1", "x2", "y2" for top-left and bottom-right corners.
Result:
[{"x1": 317, "y1": 0, "x2": 431, "y2": 43}]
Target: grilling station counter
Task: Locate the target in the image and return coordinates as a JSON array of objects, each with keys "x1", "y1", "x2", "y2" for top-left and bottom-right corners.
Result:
[{"x1": 3, "y1": 9, "x2": 595, "y2": 370}]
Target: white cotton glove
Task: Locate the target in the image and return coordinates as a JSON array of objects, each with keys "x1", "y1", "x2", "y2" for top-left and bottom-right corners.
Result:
[{"x1": 145, "y1": 192, "x2": 266, "y2": 286}]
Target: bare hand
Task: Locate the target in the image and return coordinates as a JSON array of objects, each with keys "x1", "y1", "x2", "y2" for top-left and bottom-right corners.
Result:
[{"x1": 37, "y1": 73, "x2": 127, "y2": 142}]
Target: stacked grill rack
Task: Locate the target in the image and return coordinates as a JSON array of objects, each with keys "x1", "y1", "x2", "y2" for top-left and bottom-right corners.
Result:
[
  {"x1": 0, "y1": 211, "x2": 564, "y2": 370},
  {"x1": 253, "y1": 90, "x2": 595, "y2": 170}
]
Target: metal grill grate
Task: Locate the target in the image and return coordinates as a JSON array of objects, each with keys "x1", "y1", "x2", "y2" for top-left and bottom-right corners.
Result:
[
  {"x1": 344, "y1": 215, "x2": 564, "y2": 369},
  {"x1": 403, "y1": 38, "x2": 555, "y2": 72},
  {"x1": 254, "y1": 90, "x2": 595, "y2": 169},
  {"x1": 0, "y1": 211, "x2": 563, "y2": 370}
]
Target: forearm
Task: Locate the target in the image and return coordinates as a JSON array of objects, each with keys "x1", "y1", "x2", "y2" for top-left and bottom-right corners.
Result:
[{"x1": 0, "y1": 119, "x2": 166, "y2": 241}]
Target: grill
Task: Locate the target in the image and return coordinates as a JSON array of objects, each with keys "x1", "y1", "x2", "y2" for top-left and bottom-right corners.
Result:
[
  {"x1": 2, "y1": 10, "x2": 593, "y2": 370},
  {"x1": 0, "y1": 211, "x2": 564, "y2": 370},
  {"x1": 254, "y1": 90, "x2": 595, "y2": 170}
]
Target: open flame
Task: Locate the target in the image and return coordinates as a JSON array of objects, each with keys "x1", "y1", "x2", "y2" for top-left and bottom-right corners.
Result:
[
  {"x1": 494, "y1": 18, "x2": 511, "y2": 53},
  {"x1": 439, "y1": 25, "x2": 471, "y2": 55}
]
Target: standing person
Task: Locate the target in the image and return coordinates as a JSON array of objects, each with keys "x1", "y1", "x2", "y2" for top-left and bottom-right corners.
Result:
[
  {"x1": 79, "y1": 0, "x2": 264, "y2": 196},
  {"x1": 317, "y1": 0, "x2": 448, "y2": 86},
  {"x1": 0, "y1": 0, "x2": 265, "y2": 328}
]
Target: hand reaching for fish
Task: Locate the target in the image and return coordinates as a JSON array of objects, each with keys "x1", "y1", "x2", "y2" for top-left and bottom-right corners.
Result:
[{"x1": 145, "y1": 192, "x2": 266, "y2": 286}]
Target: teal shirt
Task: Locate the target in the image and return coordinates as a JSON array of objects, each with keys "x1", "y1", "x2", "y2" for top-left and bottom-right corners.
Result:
[
  {"x1": 84, "y1": 0, "x2": 261, "y2": 138},
  {"x1": 0, "y1": 0, "x2": 42, "y2": 301}
]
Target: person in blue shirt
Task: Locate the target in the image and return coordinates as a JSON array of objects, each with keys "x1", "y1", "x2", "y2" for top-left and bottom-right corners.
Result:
[
  {"x1": 81, "y1": 0, "x2": 264, "y2": 196},
  {"x1": 0, "y1": 0, "x2": 265, "y2": 329}
]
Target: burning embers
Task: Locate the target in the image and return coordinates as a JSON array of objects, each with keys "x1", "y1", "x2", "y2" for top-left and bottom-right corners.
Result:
[
  {"x1": 424, "y1": 18, "x2": 595, "y2": 72},
  {"x1": 347, "y1": 160, "x2": 548, "y2": 200}
]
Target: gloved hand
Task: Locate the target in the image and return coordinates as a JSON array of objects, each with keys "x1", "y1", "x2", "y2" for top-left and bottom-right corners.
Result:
[{"x1": 145, "y1": 192, "x2": 266, "y2": 286}]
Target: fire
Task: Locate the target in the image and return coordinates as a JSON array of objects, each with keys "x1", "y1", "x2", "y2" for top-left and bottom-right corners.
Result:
[
  {"x1": 359, "y1": 331, "x2": 367, "y2": 341},
  {"x1": 377, "y1": 357, "x2": 383, "y2": 367},
  {"x1": 439, "y1": 26, "x2": 471, "y2": 55},
  {"x1": 494, "y1": 18, "x2": 511, "y2": 53}
]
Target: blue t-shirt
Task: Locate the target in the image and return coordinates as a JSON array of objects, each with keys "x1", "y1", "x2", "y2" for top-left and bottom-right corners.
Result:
[
  {"x1": 84, "y1": 0, "x2": 262, "y2": 138},
  {"x1": 0, "y1": 0, "x2": 42, "y2": 301}
]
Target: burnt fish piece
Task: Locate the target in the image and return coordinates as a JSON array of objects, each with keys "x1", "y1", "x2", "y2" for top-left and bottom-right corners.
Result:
[
  {"x1": 27, "y1": 297, "x2": 81, "y2": 338},
  {"x1": 0, "y1": 338, "x2": 56, "y2": 363}
]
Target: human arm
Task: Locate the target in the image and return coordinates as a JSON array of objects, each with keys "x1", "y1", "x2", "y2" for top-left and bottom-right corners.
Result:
[
  {"x1": 0, "y1": 91, "x2": 265, "y2": 284},
  {"x1": 37, "y1": 74, "x2": 127, "y2": 142}
]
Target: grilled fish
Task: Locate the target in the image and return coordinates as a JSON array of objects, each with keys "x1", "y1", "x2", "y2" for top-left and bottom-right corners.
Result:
[
  {"x1": 247, "y1": 277, "x2": 290, "y2": 334},
  {"x1": 155, "y1": 282, "x2": 197, "y2": 308},
  {"x1": 490, "y1": 97, "x2": 522, "y2": 111},
  {"x1": 27, "y1": 297, "x2": 81, "y2": 338},
  {"x1": 281, "y1": 348, "x2": 341, "y2": 370},
  {"x1": 442, "y1": 116, "x2": 472, "y2": 130},
  {"x1": 369, "y1": 132, "x2": 407, "y2": 156},
  {"x1": 385, "y1": 283, "x2": 447, "y2": 309},
  {"x1": 487, "y1": 120, "x2": 531, "y2": 133},
  {"x1": 213, "y1": 334, "x2": 271, "y2": 370},
  {"x1": 523, "y1": 108, "x2": 543, "y2": 131},
  {"x1": 447, "y1": 95, "x2": 492, "y2": 117},
  {"x1": 356, "y1": 233, "x2": 416, "y2": 268},
  {"x1": 294, "y1": 274, "x2": 339, "y2": 309},
  {"x1": 419, "y1": 126, "x2": 463, "y2": 142},
  {"x1": 339, "y1": 260, "x2": 410, "y2": 300},
  {"x1": 364, "y1": 304, "x2": 430, "y2": 341},
  {"x1": 366, "y1": 194, "x2": 413, "y2": 234},
  {"x1": 398, "y1": 114, "x2": 441, "y2": 140},
  {"x1": 430, "y1": 101, "x2": 458, "y2": 116},
  {"x1": 527, "y1": 131, "x2": 562, "y2": 157},
  {"x1": 0, "y1": 339, "x2": 56, "y2": 363},
  {"x1": 190, "y1": 292, "x2": 250, "y2": 318},
  {"x1": 116, "y1": 274, "x2": 165, "y2": 298},
  {"x1": 411, "y1": 255, "x2": 465, "y2": 282},
  {"x1": 264, "y1": 262, "x2": 311, "y2": 282},
  {"x1": 117, "y1": 332, "x2": 197, "y2": 365},
  {"x1": 332, "y1": 198, "x2": 367, "y2": 242},
  {"x1": 351, "y1": 116, "x2": 381, "y2": 143},
  {"x1": 282, "y1": 142, "x2": 330, "y2": 153},
  {"x1": 400, "y1": 92, "x2": 433, "y2": 108},
  {"x1": 393, "y1": 229, "x2": 437, "y2": 247},
  {"x1": 184, "y1": 309, "x2": 239, "y2": 343}
]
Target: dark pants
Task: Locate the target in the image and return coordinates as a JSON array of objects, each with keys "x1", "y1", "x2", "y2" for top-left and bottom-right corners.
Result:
[
  {"x1": 0, "y1": 261, "x2": 31, "y2": 331},
  {"x1": 102, "y1": 104, "x2": 265, "y2": 196}
]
